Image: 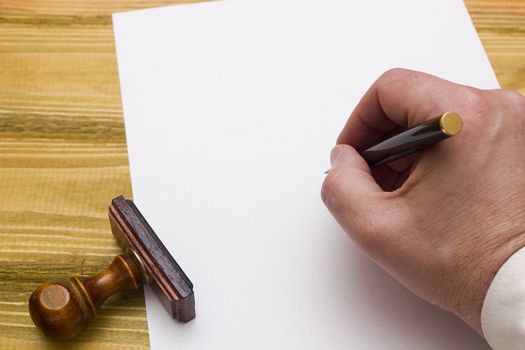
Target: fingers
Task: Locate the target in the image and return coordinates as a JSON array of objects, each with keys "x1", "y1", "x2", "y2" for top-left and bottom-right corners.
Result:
[
  {"x1": 337, "y1": 68, "x2": 475, "y2": 150},
  {"x1": 322, "y1": 145, "x2": 390, "y2": 230}
]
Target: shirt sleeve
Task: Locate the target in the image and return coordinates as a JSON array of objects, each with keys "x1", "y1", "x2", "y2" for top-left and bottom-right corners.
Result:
[{"x1": 482, "y1": 246, "x2": 525, "y2": 349}]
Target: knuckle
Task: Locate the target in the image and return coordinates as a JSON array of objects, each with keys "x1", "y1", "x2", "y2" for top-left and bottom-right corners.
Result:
[
  {"x1": 461, "y1": 88, "x2": 490, "y2": 114},
  {"x1": 380, "y1": 67, "x2": 410, "y2": 80},
  {"x1": 497, "y1": 89, "x2": 525, "y2": 135},
  {"x1": 499, "y1": 89, "x2": 525, "y2": 112},
  {"x1": 377, "y1": 67, "x2": 412, "y2": 87},
  {"x1": 352, "y1": 209, "x2": 398, "y2": 253},
  {"x1": 499, "y1": 88, "x2": 524, "y2": 103},
  {"x1": 352, "y1": 215, "x2": 380, "y2": 250},
  {"x1": 463, "y1": 89, "x2": 525, "y2": 137},
  {"x1": 458, "y1": 88, "x2": 498, "y2": 128},
  {"x1": 321, "y1": 168, "x2": 345, "y2": 210}
]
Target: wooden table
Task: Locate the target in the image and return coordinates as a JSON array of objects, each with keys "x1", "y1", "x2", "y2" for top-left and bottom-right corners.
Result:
[{"x1": 0, "y1": 1, "x2": 523, "y2": 348}]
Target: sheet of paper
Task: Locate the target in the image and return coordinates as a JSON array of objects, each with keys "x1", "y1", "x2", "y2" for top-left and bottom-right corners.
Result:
[{"x1": 113, "y1": 1, "x2": 498, "y2": 348}]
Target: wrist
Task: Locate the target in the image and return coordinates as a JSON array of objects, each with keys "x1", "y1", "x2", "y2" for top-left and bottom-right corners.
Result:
[{"x1": 451, "y1": 232, "x2": 525, "y2": 335}]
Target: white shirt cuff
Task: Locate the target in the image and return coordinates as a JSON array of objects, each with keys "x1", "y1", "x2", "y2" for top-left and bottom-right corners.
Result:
[{"x1": 482, "y1": 246, "x2": 525, "y2": 349}]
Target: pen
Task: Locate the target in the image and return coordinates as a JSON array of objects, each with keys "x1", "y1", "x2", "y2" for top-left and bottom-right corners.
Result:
[{"x1": 359, "y1": 112, "x2": 462, "y2": 168}]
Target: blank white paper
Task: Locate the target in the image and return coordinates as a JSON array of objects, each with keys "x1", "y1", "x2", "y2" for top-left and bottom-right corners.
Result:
[{"x1": 113, "y1": 1, "x2": 499, "y2": 348}]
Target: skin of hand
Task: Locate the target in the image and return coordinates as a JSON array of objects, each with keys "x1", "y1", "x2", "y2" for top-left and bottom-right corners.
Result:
[{"x1": 321, "y1": 68, "x2": 525, "y2": 335}]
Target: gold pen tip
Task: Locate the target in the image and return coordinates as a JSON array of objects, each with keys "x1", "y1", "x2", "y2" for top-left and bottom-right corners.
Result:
[{"x1": 440, "y1": 112, "x2": 463, "y2": 136}]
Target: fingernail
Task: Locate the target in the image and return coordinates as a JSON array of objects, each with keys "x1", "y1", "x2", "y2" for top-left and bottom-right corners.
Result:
[{"x1": 330, "y1": 145, "x2": 343, "y2": 166}]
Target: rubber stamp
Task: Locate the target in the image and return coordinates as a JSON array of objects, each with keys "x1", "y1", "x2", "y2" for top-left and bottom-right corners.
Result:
[{"x1": 28, "y1": 195, "x2": 195, "y2": 339}]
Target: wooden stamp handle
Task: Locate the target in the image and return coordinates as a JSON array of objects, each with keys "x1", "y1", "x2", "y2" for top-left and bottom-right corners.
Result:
[{"x1": 29, "y1": 254, "x2": 143, "y2": 339}]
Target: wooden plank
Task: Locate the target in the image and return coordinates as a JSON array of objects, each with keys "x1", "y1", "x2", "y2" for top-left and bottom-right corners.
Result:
[
  {"x1": 0, "y1": 0, "x2": 523, "y2": 348},
  {"x1": 466, "y1": 0, "x2": 525, "y2": 93},
  {"x1": 0, "y1": 1, "x2": 187, "y2": 348}
]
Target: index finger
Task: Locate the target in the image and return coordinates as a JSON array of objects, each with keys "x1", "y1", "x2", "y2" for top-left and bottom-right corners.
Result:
[{"x1": 337, "y1": 68, "x2": 477, "y2": 150}]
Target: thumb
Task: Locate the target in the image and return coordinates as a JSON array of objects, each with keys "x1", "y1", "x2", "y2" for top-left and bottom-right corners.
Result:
[{"x1": 321, "y1": 144, "x2": 385, "y2": 227}]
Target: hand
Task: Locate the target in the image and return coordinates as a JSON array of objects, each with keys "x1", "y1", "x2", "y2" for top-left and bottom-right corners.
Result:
[{"x1": 321, "y1": 68, "x2": 525, "y2": 335}]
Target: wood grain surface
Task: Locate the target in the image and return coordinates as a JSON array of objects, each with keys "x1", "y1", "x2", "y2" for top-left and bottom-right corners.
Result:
[{"x1": 0, "y1": 0, "x2": 523, "y2": 349}]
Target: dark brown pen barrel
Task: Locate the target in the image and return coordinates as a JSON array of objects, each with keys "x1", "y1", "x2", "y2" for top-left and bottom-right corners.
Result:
[{"x1": 359, "y1": 112, "x2": 462, "y2": 168}]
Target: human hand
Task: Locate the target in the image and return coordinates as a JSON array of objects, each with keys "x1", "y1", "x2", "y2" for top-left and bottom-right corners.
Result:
[{"x1": 321, "y1": 68, "x2": 525, "y2": 334}]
